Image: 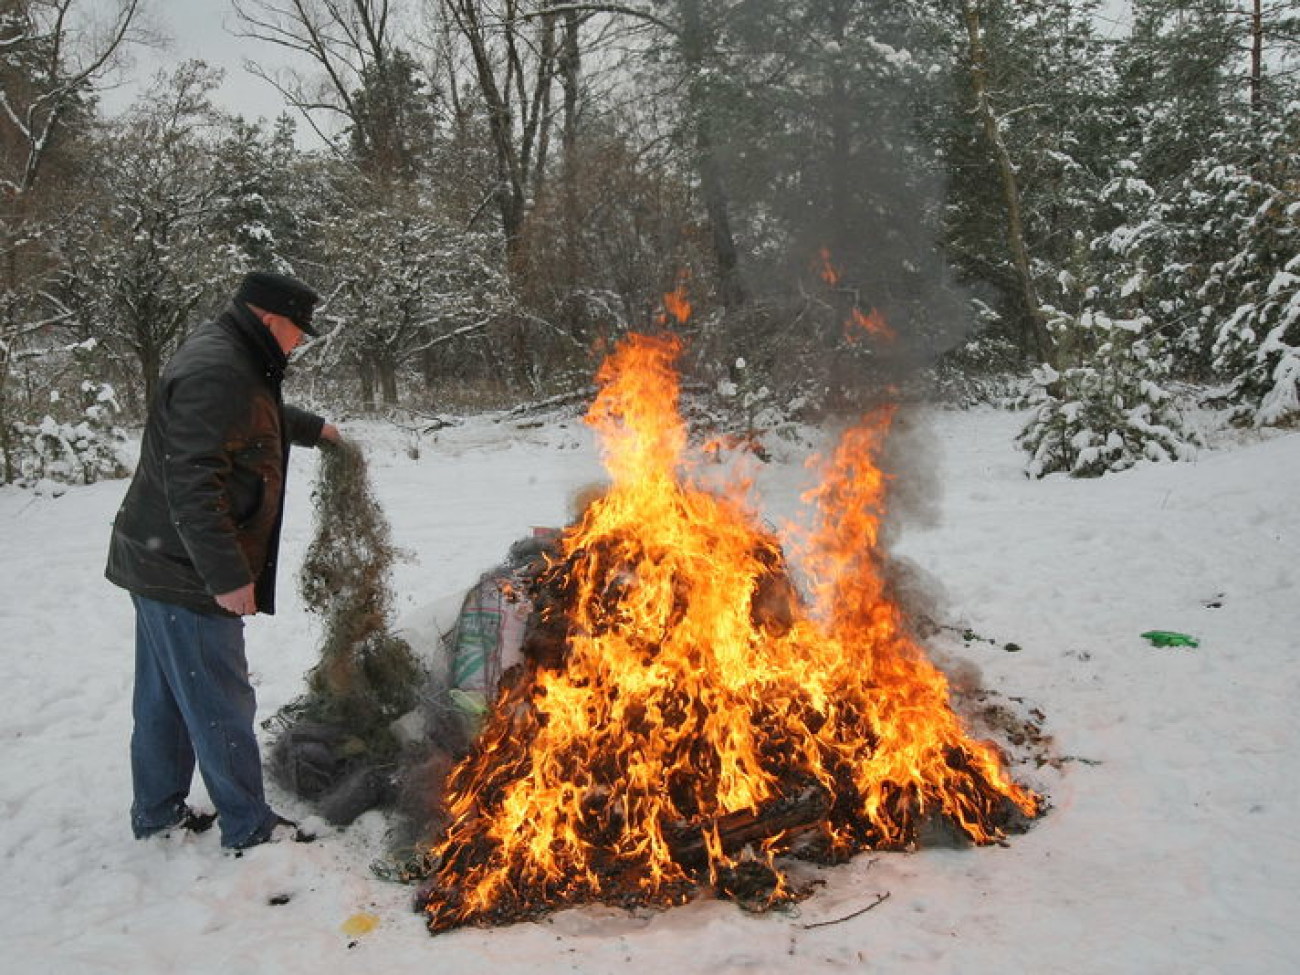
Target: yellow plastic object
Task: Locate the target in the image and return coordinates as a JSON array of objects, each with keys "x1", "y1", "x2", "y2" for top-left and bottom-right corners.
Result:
[{"x1": 341, "y1": 912, "x2": 381, "y2": 937}]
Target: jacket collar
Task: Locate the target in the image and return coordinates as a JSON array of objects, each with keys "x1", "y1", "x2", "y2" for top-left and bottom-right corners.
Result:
[{"x1": 219, "y1": 301, "x2": 289, "y2": 382}]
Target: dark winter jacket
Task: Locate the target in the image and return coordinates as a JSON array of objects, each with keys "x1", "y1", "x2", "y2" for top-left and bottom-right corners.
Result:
[{"x1": 105, "y1": 302, "x2": 325, "y2": 615}]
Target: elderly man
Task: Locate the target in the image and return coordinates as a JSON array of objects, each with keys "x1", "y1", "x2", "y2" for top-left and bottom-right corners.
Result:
[{"x1": 106, "y1": 271, "x2": 339, "y2": 851}]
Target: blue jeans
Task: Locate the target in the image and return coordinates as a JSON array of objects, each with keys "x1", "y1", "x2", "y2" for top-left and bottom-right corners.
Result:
[{"x1": 130, "y1": 594, "x2": 277, "y2": 847}]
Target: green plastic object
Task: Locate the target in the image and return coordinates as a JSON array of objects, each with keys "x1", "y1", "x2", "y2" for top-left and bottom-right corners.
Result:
[{"x1": 1141, "y1": 630, "x2": 1200, "y2": 648}]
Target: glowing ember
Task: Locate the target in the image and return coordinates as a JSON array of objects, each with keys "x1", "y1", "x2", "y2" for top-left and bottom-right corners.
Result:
[{"x1": 419, "y1": 331, "x2": 1040, "y2": 932}]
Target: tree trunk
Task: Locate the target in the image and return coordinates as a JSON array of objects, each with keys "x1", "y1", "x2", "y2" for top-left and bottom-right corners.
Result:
[
  {"x1": 139, "y1": 344, "x2": 163, "y2": 411},
  {"x1": 560, "y1": 11, "x2": 581, "y2": 160},
  {"x1": 446, "y1": 0, "x2": 563, "y2": 254},
  {"x1": 1250, "y1": 0, "x2": 1263, "y2": 116},
  {"x1": 526, "y1": 5, "x2": 560, "y2": 205},
  {"x1": 376, "y1": 349, "x2": 399, "y2": 405},
  {"x1": 0, "y1": 349, "x2": 13, "y2": 484},
  {"x1": 423, "y1": 345, "x2": 441, "y2": 391},
  {"x1": 679, "y1": 0, "x2": 746, "y2": 310},
  {"x1": 358, "y1": 358, "x2": 376, "y2": 411},
  {"x1": 557, "y1": 9, "x2": 584, "y2": 335},
  {"x1": 961, "y1": 0, "x2": 1053, "y2": 366},
  {"x1": 446, "y1": 0, "x2": 528, "y2": 246},
  {"x1": 1, "y1": 274, "x2": 16, "y2": 483}
]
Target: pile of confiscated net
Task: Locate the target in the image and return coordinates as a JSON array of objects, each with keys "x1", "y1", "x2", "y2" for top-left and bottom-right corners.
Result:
[{"x1": 265, "y1": 439, "x2": 423, "y2": 825}]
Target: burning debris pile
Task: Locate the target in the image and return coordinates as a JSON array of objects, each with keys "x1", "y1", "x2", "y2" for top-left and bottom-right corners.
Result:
[{"x1": 415, "y1": 332, "x2": 1042, "y2": 933}]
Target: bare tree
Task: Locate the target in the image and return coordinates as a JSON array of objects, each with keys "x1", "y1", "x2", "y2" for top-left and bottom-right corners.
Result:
[
  {"x1": 232, "y1": 0, "x2": 431, "y2": 176},
  {"x1": 1, "y1": 0, "x2": 143, "y2": 194},
  {"x1": 436, "y1": 0, "x2": 746, "y2": 305},
  {"x1": 434, "y1": 0, "x2": 576, "y2": 248}
]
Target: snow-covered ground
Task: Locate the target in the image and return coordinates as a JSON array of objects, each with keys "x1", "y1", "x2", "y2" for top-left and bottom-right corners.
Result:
[{"x1": 2, "y1": 405, "x2": 1297, "y2": 975}]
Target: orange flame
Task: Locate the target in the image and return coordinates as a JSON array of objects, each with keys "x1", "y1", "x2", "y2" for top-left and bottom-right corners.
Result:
[
  {"x1": 816, "y1": 246, "x2": 840, "y2": 286},
  {"x1": 657, "y1": 279, "x2": 692, "y2": 326},
  {"x1": 816, "y1": 248, "x2": 895, "y2": 343},
  {"x1": 421, "y1": 333, "x2": 1039, "y2": 932},
  {"x1": 846, "y1": 307, "x2": 896, "y2": 343}
]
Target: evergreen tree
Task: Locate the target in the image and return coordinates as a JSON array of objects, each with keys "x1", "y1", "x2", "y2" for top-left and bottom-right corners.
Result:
[
  {"x1": 1114, "y1": 0, "x2": 1242, "y2": 184},
  {"x1": 1203, "y1": 103, "x2": 1300, "y2": 426},
  {"x1": 12, "y1": 377, "x2": 128, "y2": 489},
  {"x1": 347, "y1": 48, "x2": 441, "y2": 180},
  {"x1": 1016, "y1": 148, "x2": 1203, "y2": 477},
  {"x1": 298, "y1": 439, "x2": 420, "y2": 739},
  {"x1": 1018, "y1": 309, "x2": 1200, "y2": 478},
  {"x1": 610, "y1": 1, "x2": 972, "y2": 409},
  {"x1": 210, "y1": 115, "x2": 306, "y2": 270},
  {"x1": 726, "y1": 1, "x2": 954, "y2": 318},
  {"x1": 267, "y1": 438, "x2": 423, "y2": 826},
  {"x1": 0, "y1": 0, "x2": 108, "y2": 195}
]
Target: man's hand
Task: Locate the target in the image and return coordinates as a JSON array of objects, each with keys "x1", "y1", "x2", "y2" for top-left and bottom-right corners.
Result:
[
  {"x1": 320, "y1": 422, "x2": 341, "y2": 445},
  {"x1": 215, "y1": 583, "x2": 257, "y2": 616}
]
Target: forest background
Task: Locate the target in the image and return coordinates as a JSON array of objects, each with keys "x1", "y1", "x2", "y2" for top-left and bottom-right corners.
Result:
[{"x1": 3, "y1": 0, "x2": 1298, "y2": 487}]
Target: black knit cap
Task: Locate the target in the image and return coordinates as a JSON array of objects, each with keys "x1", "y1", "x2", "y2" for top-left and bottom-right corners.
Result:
[{"x1": 235, "y1": 271, "x2": 321, "y2": 336}]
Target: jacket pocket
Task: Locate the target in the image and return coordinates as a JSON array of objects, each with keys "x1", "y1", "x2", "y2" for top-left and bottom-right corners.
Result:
[{"x1": 229, "y1": 438, "x2": 274, "y2": 526}]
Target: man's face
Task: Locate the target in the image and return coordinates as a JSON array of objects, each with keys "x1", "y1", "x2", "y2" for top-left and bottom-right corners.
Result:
[{"x1": 265, "y1": 313, "x2": 307, "y2": 355}]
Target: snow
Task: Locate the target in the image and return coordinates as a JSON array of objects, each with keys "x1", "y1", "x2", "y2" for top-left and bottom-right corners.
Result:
[{"x1": 3, "y1": 406, "x2": 1299, "y2": 974}]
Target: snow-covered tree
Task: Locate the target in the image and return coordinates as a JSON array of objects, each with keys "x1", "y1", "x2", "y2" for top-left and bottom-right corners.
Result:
[
  {"x1": 1018, "y1": 309, "x2": 1199, "y2": 477},
  {"x1": 1113, "y1": 0, "x2": 1241, "y2": 185},
  {"x1": 13, "y1": 378, "x2": 128, "y2": 489},
  {"x1": 308, "y1": 179, "x2": 514, "y2": 407},
  {"x1": 209, "y1": 114, "x2": 306, "y2": 270},
  {"x1": 55, "y1": 62, "x2": 277, "y2": 411},
  {"x1": 1, "y1": 0, "x2": 143, "y2": 481},
  {"x1": 1014, "y1": 145, "x2": 1205, "y2": 479},
  {"x1": 1203, "y1": 103, "x2": 1300, "y2": 426}
]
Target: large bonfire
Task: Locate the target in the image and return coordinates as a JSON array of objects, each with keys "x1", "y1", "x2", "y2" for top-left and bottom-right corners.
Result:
[{"x1": 417, "y1": 328, "x2": 1041, "y2": 933}]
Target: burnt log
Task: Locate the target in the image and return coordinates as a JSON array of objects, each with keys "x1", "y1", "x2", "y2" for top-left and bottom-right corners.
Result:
[{"x1": 665, "y1": 784, "x2": 832, "y2": 868}]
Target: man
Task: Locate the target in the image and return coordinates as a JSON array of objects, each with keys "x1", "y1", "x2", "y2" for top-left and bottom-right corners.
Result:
[{"x1": 106, "y1": 270, "x2": 340, "y2": 850}]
